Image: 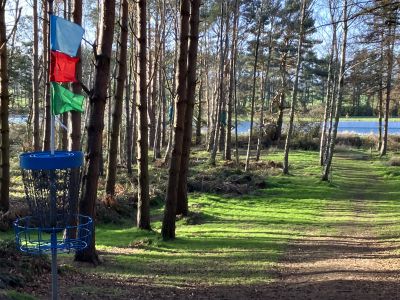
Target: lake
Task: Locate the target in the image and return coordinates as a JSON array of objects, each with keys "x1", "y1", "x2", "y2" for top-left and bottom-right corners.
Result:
[
  {"x1": 234, "y1": 120, "x2": 400, "y2": 135},
  {"x1": 9, "y1": 116, "x2": 400, "y2": 135}
]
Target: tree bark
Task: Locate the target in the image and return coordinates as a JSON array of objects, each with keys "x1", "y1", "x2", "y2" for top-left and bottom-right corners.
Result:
[
  {"x1": 195, "y1": 79, "x2": 203, "y2": 145},
  {"x1": 66, "y1": 0, "x2": 83, "y2": 240},
  {"x1": 75, "y1": 0, "x2": 115, "y2": 264},
  {"x1": 378, "y1": 35, "x2": 384, "y2": 151},
  {"x1": 163, "y1": 3, "x2": 180, "y2": 163},
  {"x1": 225, "y1": 0, "x2": 239, "y2": 161},
  {"x1": 126, "y1": 47, "x2": 133, "y2": 175},
  {"x1": 161, "y1": 0, "x2": 190, "y2": 240},
  {"x1": 176, "y1": 0, "x2": 201, "y2": 216},
  {"x1": 136, "y1": 0, "x2": 151, "y2": 230},
  {"x1": 256, "y1": 72, "x2": 266, "y2": 161},
  {"x1": 319, "y1": 33, "x2": 335, "y2": 166},
  {"x1": 282, "y1": 0, "x2": 307, "y2": 175},
  {"x1": 106, "y1": 0, "x2": 128, "y2": 196},
  {"x1": 273, "y1": 37, "x2": 289, "y2": 142},
  {"x1": 0, "y1": 0, "x2": 10, "y2": 212},
  {"x1": 322, "y1": 0, "x2": 348, "y2": 181},
  {"x1": 209, "y1": 2, "x2": 225, "y2": 166},
  {"x1": 380, "y1": 21, "x2": 396, "y2": 156},
  {"x1": 32, "y1": 0, "x2": 40, "y2": 151},
  {"x1": 256, "y1": 18, "x2": 274, "y2": 161},
  {"x1": 244, "y1": 19, "x2": 262, "y2": 172},
  {"x1": 42, "y1": 0, "x2": 51, "y2": 151}
]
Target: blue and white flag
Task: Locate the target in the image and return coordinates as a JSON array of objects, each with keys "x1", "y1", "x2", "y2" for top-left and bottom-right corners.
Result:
[{"x1": 50, "y1": 15, "x2": 84, "y2": 57}]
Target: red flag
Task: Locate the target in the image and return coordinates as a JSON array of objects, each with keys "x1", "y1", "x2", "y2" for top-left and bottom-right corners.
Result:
[{"x1": 50, "y1": 51, "x2": 79, "y2": 83}]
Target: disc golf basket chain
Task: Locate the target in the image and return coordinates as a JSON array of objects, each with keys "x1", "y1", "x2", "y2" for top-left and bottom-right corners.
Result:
[{"x1": 14, "y1": 151, "x2": 92, "y2": 300}]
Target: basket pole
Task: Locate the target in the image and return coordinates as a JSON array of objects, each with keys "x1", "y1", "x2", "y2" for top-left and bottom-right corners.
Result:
[{"x1": 51, "y1": 231, "x2": 58, "y2": 300}]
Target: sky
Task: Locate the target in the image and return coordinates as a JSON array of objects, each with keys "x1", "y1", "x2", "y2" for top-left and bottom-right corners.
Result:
[{"x1": 4, "y1": 0, "x2": 366, "y2": 60}]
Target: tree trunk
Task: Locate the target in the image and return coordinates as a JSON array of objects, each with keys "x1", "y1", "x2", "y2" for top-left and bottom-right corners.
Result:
[
  {"x1": 163, "y1": 4, "x2": 180, "y2": 163},
  {"x1": 322, "y1": 0, "x2": 348, "y2": 181},
  {"x1": 273, "y1": 37, "x2": 289, "y2": 143},
  {"x1": 66, "y1": 0, "x2": 83, "y2": 240},
  {"x1": 126, "y1": 53, "x2": 133, "y2": 175},
  {"x1": 176, "y1": 0, "x2": 201, "y2": 217},
  {"x1": 282, "y1": 0, "x2": 307, "y2": 175},
  {"x1": 0, "y1": 0, "x2": 10, "y2": 212},
  {"x1": 136, "y1": 0, "x2": 151, "y2": 230},
  {"x1": 195, "y1": 79, "x2": 202, "y2": 145},
  {"x1": 256, "y1": 72, "x2": 266, "y2": 161},
  {"x1": 319, "y1": 15, "x2": 336, "y2": 166},
  {"x1": 225, "y1": 0, "x2": 239, "y2": 161},
  {"x1": 130, "y1": 16, "x2": 138, "y2": 167},
  {"x1": 209, "y1": 2, "x2": 225, "y2": 166},
  {"x1": 244, "y1": 20, "x2": 261, "y2": 172},
  {"x1": 160, "y1": 4, "x2": 167, "y2": 149},
  {"x1": 219, "y1": 11, "x2": 230, "y2": 158},
  {"x1": 105, "y1": 0, "x2": 128, "y2": 196},
  {"x1": 378, "y1": 59, "x2": 383, "y2": 150},
  {"x1": 153, "y1": 98, "x2": 162, "y2": 160},
  {"x1": 256, "y1": 19, "x2": 273, "y2": 161},
  {"x1": 161, "y1": 0, "x2": 190, "y2": 240},
  {"x1": 380, "y1": 22, "x2": 396, "y2": 156},
  {"x1": 32, "y1": 0, "x2": 40, "y2": 151},
  {"x1": 75, "y1": 0, "x2": 115, "y2": 264},
  {"x1": 42, "y1": 0, "x2": 51, "y2": 151},
  {"x1": 324, "y1": 45, "x2": 339, "y2": 164},
  {"x1": 234, "y1": 63, "x2": 239, "y2": 165}
]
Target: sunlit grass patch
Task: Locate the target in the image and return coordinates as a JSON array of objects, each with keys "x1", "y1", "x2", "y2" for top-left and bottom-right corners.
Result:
[{"x1": 91, "y1": 151, "x2": 342, "y2": 286}]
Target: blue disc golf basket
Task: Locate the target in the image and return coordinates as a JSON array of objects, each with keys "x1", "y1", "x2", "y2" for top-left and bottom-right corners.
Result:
[{"x1": 14, "y1": 151, "x2": 92, "y2": 300}]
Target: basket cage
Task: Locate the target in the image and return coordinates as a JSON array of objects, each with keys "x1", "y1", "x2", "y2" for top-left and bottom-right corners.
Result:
[
  {"x1": 21, "y1": 167, "x2": 78, "y2": 228},
  {"x1": 14, "y1": 214, "x2": 92, "y2": 254},
  {"x1": 14, "y1": 151, "x2": 92, "y2": 254}
]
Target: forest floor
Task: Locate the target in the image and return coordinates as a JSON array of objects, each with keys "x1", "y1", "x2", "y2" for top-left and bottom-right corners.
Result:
[{"x1": 2, "y1": 149, "x2": 400, "y2": 299}]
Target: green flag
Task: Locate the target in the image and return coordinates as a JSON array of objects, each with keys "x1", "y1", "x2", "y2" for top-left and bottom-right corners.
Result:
[{"x1": 51, "y1": 82, "x2": 84, "y2": 115}]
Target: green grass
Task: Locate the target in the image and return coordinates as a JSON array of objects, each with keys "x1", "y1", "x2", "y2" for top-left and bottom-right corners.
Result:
[
  {"x1": 89, "y1": 150, "x2": 342, "y2": 287},
  {"x1": 3, "y1": 290, "x2": 38, "y2": 300},
  {"x1": 3, "y1": 148, "x2": 400, "y2": 298},
  {"x1": 0, "y1": 230, "x2": 13, "y2": 241}
]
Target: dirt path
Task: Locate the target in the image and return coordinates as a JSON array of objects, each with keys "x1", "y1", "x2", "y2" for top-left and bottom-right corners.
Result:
[{"x1": 269, "y1": 154, "x2": 400, "y2": 300}]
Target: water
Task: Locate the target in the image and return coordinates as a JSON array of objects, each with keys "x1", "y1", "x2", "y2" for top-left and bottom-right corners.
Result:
[
  {"x1": 235, "y1": 120, "x2": 400, "y2": 135},
  {"x1": 337, "y1": 121, "x2": 400, "y2": 135},
  {"x1": 10, "y1": 115, "x2": 400, "y2": 135},
  {"x1": 9, "y1": 115, "x2": 28, "y2": 124}
]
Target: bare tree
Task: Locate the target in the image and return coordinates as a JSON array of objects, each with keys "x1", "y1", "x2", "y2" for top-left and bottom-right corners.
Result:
[
  {"x1": 256, "y1": 15, "x2": 275, "y2": 161},
  {"x1": 176, "y1": 0, "x2": 201, "y2": 216},
  {"x1": 42, "y1": 0, "x2": 51, "y2": 151},
  {"x1": 322, "y1": 0, "x2": 348, "y2": 181},
  {"x1": 282, "y1": 0, "x2": 308, "y2": 175},
  {"x1": 225, "y1": 0, "x2": 239, "y2": 161},
  {"x1": 0, "y1": 0, "x2": 10, "y2": 212},
  {"x1": 209, "y1": 2, "x2": 226, "y2": 166},
  {"x1": 106, "y1": 0, "x2": 128, "y2": 197},
  {"x1": 162, "y1": 0, "x2": 190, "y2": 240},
  {"x1": 245, "y1": 8, "x2": 262, "y2": 172},
  {"x1": 32, "y1": 0, "x2": 40, "y2": 151},
  {"x1": 75, "y1": 0, "x2": 115, "y2": 264},
  {"x1": 136, "y1": 0, "x2": 151, "y2": 230},
  {"x1": 380, "y1": 16, "x2": 396, "y2": 156},
  {"x1": 319, "y1": 2, "x2": 337, "y2": 166}
]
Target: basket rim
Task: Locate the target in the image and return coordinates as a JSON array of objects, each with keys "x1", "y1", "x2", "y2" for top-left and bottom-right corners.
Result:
[{"x1": 20, "y1": 151, "x2": 84, "y2": 170}]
